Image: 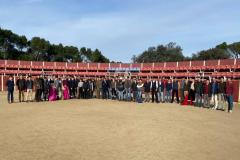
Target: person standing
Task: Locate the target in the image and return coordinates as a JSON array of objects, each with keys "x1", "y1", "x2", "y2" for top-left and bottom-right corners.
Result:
[
  {"x1": 117, "y1": 78, "x2": 125, "y2": 101},
  {"x1": 165, "y1": 79, "x2": 172, "y2": 103},
  {"x1": 180, "y1": 78, "x2": 185, "y2": 103},
  {"x1": 78, "y1": 79, "x2": 84, "y2": 99},
  {"x1": 171, "y1": 78, "x2": 179, "y2": 103},
  {"x1": 143, "y1": 79, "x2": 151, "y2": 103},
  {"x1": 43, "y1": 76, "x2": 50, "y2": 101},
  {"x1": 211, "y1": 78, "x2": 219, "y2": 110},
  {"x1": 203, "y1": 79, "x2": 211, "y2": 108},
  {"x1": 188, "y1": 79, "x2": 195, "y2": 105},
  {"x1": 34, "y1": 76, "x2": 42, "y2": 102},
  {"x1": 54, "y1": 76, "x2": 62, "y2": 100},
  {"x1": 6, "y1": 76, "x2": 14, "y2": 104},
  {"x1": 106, "y1": 77, "x2": 112, "y2": 99},
  {"x1": 218, "y1": 77, "x2": 226, "y2": 111},
  {"x1": 151, "y1": 78, "x2": 159, "y2": 103},
  {"x1": 124, "y1": 77, "x2": 132, "y2": 101},
  {"x1": 26, "y1": 76, "x2": 34, "y2": 102},
  {"x1": 95, "y1": 78, "x2": 101, "y2": 99},
  {"x1": 111, "y1": 78, "x2": 117, "y2": 100},
  {"x1": 159, "y1": 78, "x2": 166, "y2": 103},
  {"x1": 226, "y1": 78, "x2": 234, "y2": 113},
  {"x1": 182, "y1": 78, "x2": 190, "y2": 105},
  {"x1": 102, "y1": 78, "x2": 108, "y2": 99},
  {"x1": 16, "y1": 75, "x2": 26, "y2": 102},
  {"x1": 136, "y1": 79, "x2": 144, "y2": 103},
  {"x1": 62, "y1": 77, "x2": 70, "y2": 100},
  {"x1": 89, "y1": 79, "x2": 95, "y2": 98},
  {"x1": 194, "y1": 78, "x2": 203, "y2": 107},
  {"x1": 131, "y1": 78, "x2": 138, "y2": 102}
]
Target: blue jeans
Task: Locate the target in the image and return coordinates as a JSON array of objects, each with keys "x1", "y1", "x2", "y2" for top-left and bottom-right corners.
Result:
[
  {"x1": 226, "y1": 95, "x2": 233, "y2": 111},
  {"x1": 165, "y1": 90, "x2": 171, "y2": 103},
  {"x1": 158, "y1": 91, "x2": 165, "y2": 102},
  {"x1": 195, "y1": 93, "x2": 203, "y2": 107},
  {"x1": 137, "y1": 90, "x2": 142, "y2": 103},
  {"x1": 8, "y1": 90, "x2": 14, "y2": 103},
  {"x1": 125, "y1": 88, "x2": 131, "y2": 101},
  {"x1": 118, "y1": 90, "x2": 124, "y2": 100}
]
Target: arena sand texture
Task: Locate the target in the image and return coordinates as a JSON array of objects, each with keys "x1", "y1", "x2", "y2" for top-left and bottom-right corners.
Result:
[{"x1": 0, "y1": 92, "x2": 240, "y2": 160}]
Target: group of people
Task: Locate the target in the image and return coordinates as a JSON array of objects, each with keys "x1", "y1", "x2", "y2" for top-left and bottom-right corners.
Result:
[{"x1": 6, "y1": 74, "x2": 235, "y2": 113}]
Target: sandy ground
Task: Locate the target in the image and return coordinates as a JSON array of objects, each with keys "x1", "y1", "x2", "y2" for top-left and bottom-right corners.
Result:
[{"x1": 0, "y1": 92, "x2": 240, "y2": 160}]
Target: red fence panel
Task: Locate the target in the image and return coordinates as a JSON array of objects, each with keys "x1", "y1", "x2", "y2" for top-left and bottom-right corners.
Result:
[
  {"x1": 110, "y1": 63, "x2": 120, "y2": 68},
  {"x1": 205, "y1": 60, "x2": 219, "y2": 66},
  {"x1": 166, "y1": 62, "x2": 177, "y2": 67},
  {"x1": 0, "y1": 60, "x2": 5, "y2": 67},
  {"x1": 191, "y1": 60, "x2": 204, "y2": 67},
  {"x1": 132, "y1": 63, "x2": 141, "y2": 68},
  {"x1": 220, "y1": 59, "x2": 234, "y2": 66},
  {"x1": 88, "y1": 63, "x2": 98, "y2": 70},
  {"x1": 178, "y1": 61, "x2": 190, "y2": 67},
  {"x1": 121, "y1": 63, "x2": 130, "y2": 68}
]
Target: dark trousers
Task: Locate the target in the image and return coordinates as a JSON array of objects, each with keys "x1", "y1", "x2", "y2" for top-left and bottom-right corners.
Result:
[
  {"x1": 171, "y1": 89, "x2": 179, "y2": 103},
  {"x1": 70, "y1": 87, "x2": 76, "y2": 98},
  {"x1": 227, "y1": 95, "x2": 234, "y2": 111},
  {"x1": 102, "y1": 89, "x2": 108, "y2": 99},
  {"x1": 111, "y1": 88, "x2": 116, "y2": 99},
  {"x1": 189, "y1": 89, "x2": 195, "y2": 101},
  {"x1": 152, "y1": 90, "x2": 158, "y2": 103},
  {"x1": 8, "y1": 90, "x2": 14, "y2": 103},
  {"x1": 78, "y1": 87, "x2": 83, "y2": 99},
  {"x1": 82, "y1": 89, "x2": 87, "y2": 99},
  {"x1": 43, "y1": 90, "x2": 48, "y2": 101},
  {"x1": 19, "y1": 90, "x2": 25, "y2": 102},
  {"x1": 35, "y1": 89, "x2": 42, "y2": 102}
]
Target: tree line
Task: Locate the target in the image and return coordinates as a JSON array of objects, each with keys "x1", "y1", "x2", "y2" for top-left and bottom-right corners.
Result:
[
  {"x1": 0, "y1": 27, "x2": 239, "y2": 63},
  {"x1": 0, "y1": 28, "x2": 109, "y2": 63},
  {"x1": 132, "y1": 42, "x2": 240, "y2": 63}
]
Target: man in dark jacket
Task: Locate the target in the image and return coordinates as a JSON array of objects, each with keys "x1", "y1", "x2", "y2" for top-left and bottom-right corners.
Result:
[
  {"x1": 69, "y1": 77, "x2": 76, "y2": 99},
  {"x1": 26, "y1": 76, "x2": 34, "y2": 102},
  {"x1": 211, "y1": 78, "x2": 219, "y2": 109},
  {"x1": 144, "y1": 79, "x2": 151, "y2": 102},
  {"x1": 151, "y1": 78, "x2": 159, "y2": 103},
  {"x1": 218, "y1": 77, "x2": 226, "y2": 110},
  {"x1": 43, "y1": 76, "x2": 50, "y2": 101},
  {"x1": 117, "y1": 79, "x2": 125, "y2": 101},
  {"x1": 34, "y1": 76, "x2": 42, "y2": 102},
  {"x1": 102, "y1": 78, "x2": 108, "y2": 99},
  {"x1": 16, "y1": 75, "x2": 26, "y2": 102},
  {"x1": 131, "y1": 78, "x2": 137, "y2": 102},
  {"x1": 203, "y1": 79, "x2": 211, "y2": 108},
  {"x1": 226, "y1": 78, "x2": 234, "y2": 113},
  {"x1": 171, "y1": 78, "x2": 179, "y2": 103},
  {"x1": 194, "y1": 78, "x2": 204, "y2": 107},
  {"x1": 6, "y1": 76, "x2": 14, "y2": 104},
  {"x1": 82, "y1": 79, "x2": 90, "y2": 99}
]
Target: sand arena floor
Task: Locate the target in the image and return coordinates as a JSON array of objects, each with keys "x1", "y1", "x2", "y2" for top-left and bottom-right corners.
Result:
[{"x1": 0, "y1": 92, "x2": 240, "y2": 160}]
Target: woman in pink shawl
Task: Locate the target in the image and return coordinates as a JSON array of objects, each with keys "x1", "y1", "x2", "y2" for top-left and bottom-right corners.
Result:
[
  {"x1": 62, "y1": 78, "x2": 70, "y2": 100},
  {"x1": 48, "y1": 83, "x2": 57, "y2": 101}
]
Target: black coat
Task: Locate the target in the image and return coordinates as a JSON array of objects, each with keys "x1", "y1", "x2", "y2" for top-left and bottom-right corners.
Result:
[
  {"x1": 144, "y1": 82, "x2": 151, "y2": 92},
  {"x1": 6, "y1": 80, "x2": 14, "y2": 91}
]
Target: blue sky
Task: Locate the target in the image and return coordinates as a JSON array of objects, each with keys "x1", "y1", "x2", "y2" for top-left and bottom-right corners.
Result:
[{"x1": 0, "y1": 0, "x2": 240, "y2": 62}]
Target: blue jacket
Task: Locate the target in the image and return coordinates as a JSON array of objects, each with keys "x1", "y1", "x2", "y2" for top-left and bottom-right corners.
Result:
[
  {"x1": 172, "y1": 81, "x2": 178, "y2": 90},
  {"x1": 6, "y1": 80, "x2": 14, "y2": 91},
  {"x1": 211, "y1": 82, "x2": 218, "y2": 94},
  {"x1": 166, "y1": 83, "x2": 172, "y2": 91}
]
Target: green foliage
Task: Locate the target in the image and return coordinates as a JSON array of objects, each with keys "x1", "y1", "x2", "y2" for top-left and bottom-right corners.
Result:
[
  {"x1": 0, "y1": 27, "x2": 108, "y2": 63},
  {"x1": 133, "y1": 42, "x2": 238, "y2": 63},
  {"x1": 133, "y1": 42, "x2": 185, "y2": 63}
]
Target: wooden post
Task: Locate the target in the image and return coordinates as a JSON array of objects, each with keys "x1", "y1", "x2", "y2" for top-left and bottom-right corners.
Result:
[
  {"x1": 239, "y1": 80, "x2": 240, "y2": 103},
  {"x1": 1, "y1": 74, "x2": 3, "y2": 91}
]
